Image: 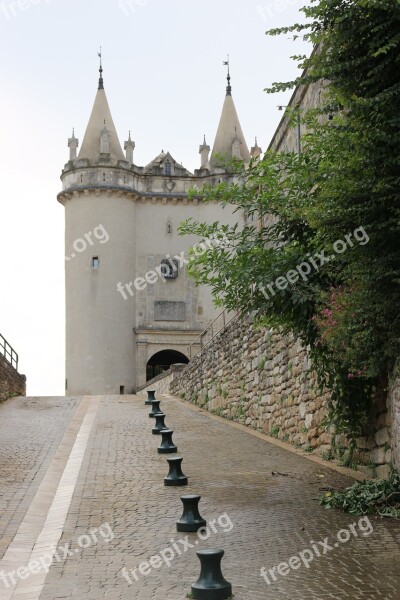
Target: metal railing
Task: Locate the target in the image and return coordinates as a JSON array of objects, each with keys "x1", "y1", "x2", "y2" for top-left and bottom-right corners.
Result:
[
  {"x1": 188, "y1": 309, "x2": 238, "y2": 359},
  {"x1": 0, "y1": 334, "x2": 19, "y2": 371}
]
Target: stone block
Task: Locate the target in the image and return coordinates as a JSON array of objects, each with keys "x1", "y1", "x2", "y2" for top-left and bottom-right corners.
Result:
[
  {"x1": 299, "y1": 402, "x2": 307, "y2": 419},
  {"x1": 386, "y1": 412, "x2": 394, "y2": 426},
  {"x1": 371, "y1": 447, "x2": 387, "y2": 465},
  {"x1": 357, "y1": 465, "x2": 375, "y2": 479},
  {"x1": 305, "y1": 413, "x2": 313, "y2": 429},
  {"x1": 375, "y1": 427, "x2": 390, "y2": 447},
  {"x1": 376, "y1": 464, "x2": 391, "y2": 480}
]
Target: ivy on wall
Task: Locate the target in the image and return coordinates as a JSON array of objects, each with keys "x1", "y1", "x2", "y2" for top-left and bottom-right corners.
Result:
[{"x1": 179, "y1": 0, "x2": 400, "y2": 441}]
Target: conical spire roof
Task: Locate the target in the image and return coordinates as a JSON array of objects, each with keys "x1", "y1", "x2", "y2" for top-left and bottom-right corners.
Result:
[
  {"x1": 210, "y1": 75, "x2": 250, "y2": 169},
  {"x1": 78, "y1": 76, "x2": 124, "y2": 163}
]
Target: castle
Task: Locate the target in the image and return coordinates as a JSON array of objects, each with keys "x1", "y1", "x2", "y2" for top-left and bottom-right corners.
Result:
[{"x1": 58, "y1": 60, "x2": 261, "y2": 395}]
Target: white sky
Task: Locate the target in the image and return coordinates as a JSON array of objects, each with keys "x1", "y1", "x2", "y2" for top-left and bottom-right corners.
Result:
[{"x1": 0, "y1": 0, "x2": 310, "y2": 396}]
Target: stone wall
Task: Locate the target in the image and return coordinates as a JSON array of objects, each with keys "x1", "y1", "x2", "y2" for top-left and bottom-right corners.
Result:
[
  {"x1": 389, "y1": 368, "x2": 400, "y2": 471},
  {"x1": 268, "y1": 58, "x2": 326, "y2": 154},
  {"x1": 137, "y1": 364, "x2": 186, "y2": 397},
  {"x1": 0, "y1": 354, "x2": 26, "y2": 402},
  {"x1": 168, "y1": 316, "x2": 395, "y2": 479}
]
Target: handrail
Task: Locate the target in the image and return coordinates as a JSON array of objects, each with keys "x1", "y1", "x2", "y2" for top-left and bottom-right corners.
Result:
[
  {"x1": 0, "y1": 334, "x2": 19, "y2": 371},
  {"x1": 187, "y1": 309, "x2": 238, "y2": 359}
]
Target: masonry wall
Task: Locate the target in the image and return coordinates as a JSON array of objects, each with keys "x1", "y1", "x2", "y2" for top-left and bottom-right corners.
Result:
[
  {"x1": 389, "y1": 367, "x2": 400, "y2": 471},
  {"x1": 138, "y1": 364, "x2": 186, "y2": 397},
  {"x1": 0, "y1": 355, "x2": 26, "y2": 402},
  {"x1": 169, "y1": 316, "x2": 395, "y2": 479}
]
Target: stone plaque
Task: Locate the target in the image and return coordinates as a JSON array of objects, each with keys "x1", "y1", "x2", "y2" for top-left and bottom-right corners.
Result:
[{"x1": 154, "y1": 301, "x2": 186, "y2": 322}]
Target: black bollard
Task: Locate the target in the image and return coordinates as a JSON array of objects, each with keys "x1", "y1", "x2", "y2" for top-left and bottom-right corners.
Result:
[
  {"x1": 152, "y1": 412, "x2": 168, "y2": 435},
  {"x1": 176, "y1": 495, "x2": 206, "y2": 532},
  {"x1": 145, "y1": 390, "x2": 156, "y2": 405},
  {"x1": 149, "y1": 399, "x2": 161, "y2": 418},
  {"x1": 164, "y1": 456, "x2": 188, "y2": 486},
  {"x1": 157, "y1": 429, "x2": 177, "y2": 454},
  {"x1": 191, "y1": 549, "x2": 232, "y2": 600}
]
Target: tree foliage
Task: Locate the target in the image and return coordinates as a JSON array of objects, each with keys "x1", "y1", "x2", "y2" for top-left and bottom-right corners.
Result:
[{"x1": 179, "y1": 1, "x2": 400, "y2": 439}]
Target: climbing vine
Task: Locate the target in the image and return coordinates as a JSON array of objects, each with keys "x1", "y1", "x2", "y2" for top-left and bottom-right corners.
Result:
[{"x1": 179, "y1": 1, "x2": 400, "y2": 441}]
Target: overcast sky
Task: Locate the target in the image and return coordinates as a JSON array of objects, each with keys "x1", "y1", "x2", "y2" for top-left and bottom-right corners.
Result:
[{"x1": 0, "y1": 0, "x2": 310, "y2": 396}]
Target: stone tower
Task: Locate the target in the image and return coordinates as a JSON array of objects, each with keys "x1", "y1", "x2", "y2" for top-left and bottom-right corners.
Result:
[{"x1": 58, "y1": 60, "x2": 258, "y2": 395}]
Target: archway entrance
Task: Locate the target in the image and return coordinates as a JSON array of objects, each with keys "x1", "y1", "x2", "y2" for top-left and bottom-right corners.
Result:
[{"x1": 146, "y1": 349, "x2": 189, "y2": 381}]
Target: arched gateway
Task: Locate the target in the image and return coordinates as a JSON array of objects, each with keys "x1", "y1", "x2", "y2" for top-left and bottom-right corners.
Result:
[{"x1": 146, "y1": 350, "x2": 189, "y2": 381}]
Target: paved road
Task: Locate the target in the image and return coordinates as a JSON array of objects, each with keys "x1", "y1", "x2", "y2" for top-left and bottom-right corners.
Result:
[{"x1": 0, "y1": 394, "x2": 399, "y2": 599}]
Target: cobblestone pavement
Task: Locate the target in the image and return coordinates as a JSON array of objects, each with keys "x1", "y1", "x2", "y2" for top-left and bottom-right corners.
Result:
[{"x1": 0, "y1": 394, "x2": 399, "y2": 600}]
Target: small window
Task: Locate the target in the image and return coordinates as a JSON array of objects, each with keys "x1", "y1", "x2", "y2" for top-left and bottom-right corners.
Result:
[
  {"x1": 120, "y1": 385, "x2": 125, "y2": 395},
  {"x1": 91, "y1": 256, "x2": 100, "y2": 269},
  {"x1": 164, "y1": 161, "x2": 172, "y2": 176}
]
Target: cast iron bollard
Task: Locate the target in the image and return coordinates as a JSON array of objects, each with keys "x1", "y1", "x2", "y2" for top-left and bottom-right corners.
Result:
[
  {"x1": 157, "y1": 429, "x2": 177, "y2": 454},
  {"x1": 191, "y1": 549, "x2": 232, "y2": 600},
  {"x1": 176, "y1": 495, "x2": 206, "y2": 532},
  {"x1": 149, "y1": 399, "x2": 161, "y2": 418},
  {"x1": 145, "y1": 390, "x2": 156, "y2": 405},
  {"x1": 152, "y1": 412, "x2": 168, "y2": 434},
  {"x1": 164, "y1": 456, "x2": 188, "y2": 486}
]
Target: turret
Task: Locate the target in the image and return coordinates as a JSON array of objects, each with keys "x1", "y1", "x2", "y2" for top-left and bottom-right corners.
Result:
[
  {"x1": 199, "y1": 135, "x2": 210, "y2": 169},
  {"x1": 77, "y1": 73, "x2": 125, "y2": 165},
  {"x1": 68, "y1": 129, "x2": 79, "y2": 161},
  {"x1": 210, "y1": 60, "x2": 250, "y2": 169},
  {"x1": 250, "y1": 137, "x2": 262, "y2": 161},
  {"x1": 124, "y1": 131, "x2": 135, "y2": 164},
  {"x1": 58, "y1": 54, "x2": 136, "y2": 396}
]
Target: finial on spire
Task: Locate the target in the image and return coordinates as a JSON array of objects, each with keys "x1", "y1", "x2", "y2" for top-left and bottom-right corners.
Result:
[
  {"x1": 251, "y1": 137, "x2": 262, "y2": 161},
  {"x1": 199, "y1": 134, "x2": 210, "y2": 169},
  {"x1": 68, "y1": 127, "x2": 79, "y2": 160},
  {"x1": 223, "y1": 54, "x2": 231, "y2": 95},
  {"x1": 98, "y1": 47, "x2": 104, "y2": 89},
  {"x1": 124, "y1": 131, "x2": 135, "y2": 163}
]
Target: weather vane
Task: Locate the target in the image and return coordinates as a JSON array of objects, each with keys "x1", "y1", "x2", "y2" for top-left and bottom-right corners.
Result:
[
  {"x1": 223, "y1": 54, "x2": 231, "y2": 94},
  {"x1": 223, "y1": 54, "x2": 230, "y2": 78},
  {"x1": 98, "y1": 47, "x2": 104, "y2": 89}
]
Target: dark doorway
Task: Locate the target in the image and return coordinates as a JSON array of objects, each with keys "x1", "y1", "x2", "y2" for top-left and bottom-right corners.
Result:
[{"x1": 146, "y1": 349, "x2": 189, "y2": 381}]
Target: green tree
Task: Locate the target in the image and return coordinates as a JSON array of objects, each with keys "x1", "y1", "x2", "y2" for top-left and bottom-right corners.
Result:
[{"x1": 179, "y1": 0, "x2": 400, "y2": 439}]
